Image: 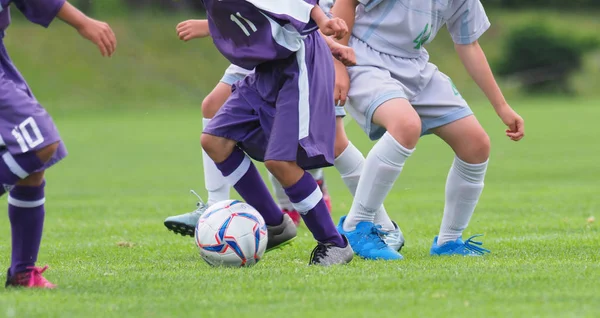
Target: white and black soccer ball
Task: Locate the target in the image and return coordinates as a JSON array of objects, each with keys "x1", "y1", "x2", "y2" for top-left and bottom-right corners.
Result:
[{"x1": 195, "y1": 200, "x2": 268, "y2": 267}]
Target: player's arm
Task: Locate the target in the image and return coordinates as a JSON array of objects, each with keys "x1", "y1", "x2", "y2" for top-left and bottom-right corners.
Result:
[
  {"x1": 455, "y1": 41, "x2": 523, "y2": 141},
  {"x1": 330, "y1": 0, "x2": 359, "y2": 46},
  {"x1": 319, "y1": 31, "x2": 356, "y2": 66},
  {"x1": 10, "y1": 0, "x2": 115, "y2": 57},
  {"x1": 176, "y1": 19, "x2": 210, "y2": 42},
  {"x1": 311, "y1": 5, "x2": 348, "y2": 40},
  {"x1": 56, "y1": 2, "x2": 116, "y2": 57},
  {"x1": 448, "y1": 0, "x2": 523, "y2": 141},
  {"x1": 329, "y1": 0, "x2": 359, "y2": 106},
  {"x1": 454, "y1": 42, "x2": 506, "y2": 113}
]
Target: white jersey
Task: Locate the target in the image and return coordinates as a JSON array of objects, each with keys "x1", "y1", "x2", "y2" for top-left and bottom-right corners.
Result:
[
  {"x1": 352, "y1": 0, "x2": 490, "y2": 58},
  {"x1": 223, "y1": 0, "x2": 335, "y2": 80}
]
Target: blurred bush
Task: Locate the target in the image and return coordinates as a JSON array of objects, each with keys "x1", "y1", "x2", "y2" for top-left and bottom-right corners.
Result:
[{"x1": 495, "y1": 22, "x2": 599, "y2": 94}]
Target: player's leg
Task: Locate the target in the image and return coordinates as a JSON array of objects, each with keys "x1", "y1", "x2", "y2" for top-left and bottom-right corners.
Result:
[
  {"x1": 308, "y1": 169, "x2": 332, "y2": 213},
  {"x1": 267, "y1": 172, "x2": 301, "y2": 225},
  {"x1": 201, "y1": 82, "x2": 234, "y2": 205},
  {"x1": 265, "y1": 160, "x2": 352, "y2": 265},
  {"x1": 429, "y1": 116, "x2": 490, "y2": 256},
  {"x1": 337, "y1": 63, "x2": 419, "y2": 260},
  {"x1": 332, "y1": 114, "x2": 405, "y2": 251},
  {"x1": 164, "y1": 82, "x2": 233, "y2": 236},
  {"x1": 411, "y1": 70, "x2": 490, "y2": 256},
  {"x1": 201, "y1": 135, "x2": 296, "y2": 251},
  {"x1": 164, "y1": 65, "x2": 247, "y2": 236},
  {"x1": 6, "y1": 169, "x2": 55, "y2": 289},
  {"x1": 201, "y1": 83, "x2": 297, "y2": 251},
  {"x1": 268, "y1": 167, "x2": 330, "y2": 227},
  {"x1": 263, "y1": 34, "x2": 352, "y2": 266},
  {"x1": 1, "y1": 63, "x2": 67, "y2": 288},
  {"x1": 3, "y1": 146, "x2": 63, "y2": 290}
]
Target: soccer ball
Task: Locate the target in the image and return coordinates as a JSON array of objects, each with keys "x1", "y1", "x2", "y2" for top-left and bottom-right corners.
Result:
[{"x1": 195, "y1": 200, "x2": 268, "y2": 267}]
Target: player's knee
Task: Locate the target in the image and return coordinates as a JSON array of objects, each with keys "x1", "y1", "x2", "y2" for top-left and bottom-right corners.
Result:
[
  {"x1": 264, "y1": 160, "x2": 287, "y2": 176},
  {"x1": 201, "y1": 133, "x2": 236, "y2": 161},
  {"x1": 472, "y1": 132, "x2": 491, "y2": 161},
  {"x1": 35, "y1": 142, "x2": 59, "y2": 163},
  {"x1": 461, "y1": 132, "x2": 491, "y2": 164},
  {"x1": 385, "y1": 117, "x2": 421, "y2": 149},
  {"x1": 265, "y1": 160, "x2": 302, "y2": 188},
  {"x1": 200, "y1": 133, "x2": 219, "y2": 155},
  {"x1": 265, "y1": 160, "x2": 299, "y2": 178},
  {"x1": 201, "y1": 94, "x2": 221, "y2": 119},
  {"x1": 16, "y1": 171, "x2": 45, "y2": 187}
]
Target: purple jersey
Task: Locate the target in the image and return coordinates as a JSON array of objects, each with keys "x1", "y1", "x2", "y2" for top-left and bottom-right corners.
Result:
[
  {"x1": 202, "y1": 0, "x2": 320, "y2": 70},
  {"x1": 0, "y1": 0, "x2": 66, "y2": 31}
]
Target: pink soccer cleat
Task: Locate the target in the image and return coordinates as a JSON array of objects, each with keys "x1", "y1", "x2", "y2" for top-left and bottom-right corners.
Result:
[
  {"x1": 282, "y1": 209, "x2": 302, "y2": 226},
  {"x1": 5, "y1": 266, "x2": 56, "y2": 289}
]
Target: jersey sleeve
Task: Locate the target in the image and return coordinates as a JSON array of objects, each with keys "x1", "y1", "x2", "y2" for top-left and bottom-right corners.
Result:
[
  {"x1": 357, "y1": 0, "x2": 385, "y2": 12},
  {"x1": 244, "y1": 0, "x2": 316, "y2": 32},
  {"x1": 446, "y1": 0, "x2": 490, "y2": 45},
  {"x1": 11, "y1": 0, "x2": 66, "y2": 28}
]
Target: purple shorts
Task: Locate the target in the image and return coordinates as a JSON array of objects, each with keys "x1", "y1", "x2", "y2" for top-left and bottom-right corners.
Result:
[
  {"x1": 0, "y1": 40, "x2": 66, "y2": 171},
  {"x1": 204, "y1": 32, "x2": 335, "y2": 170}
]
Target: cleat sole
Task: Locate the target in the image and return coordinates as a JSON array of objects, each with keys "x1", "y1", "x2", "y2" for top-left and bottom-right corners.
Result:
[
  {"x1": 164, "y1": 221, "x2": 195, "y2": 238},
  {"x1": 266, "y1": 236, "x2": 296, "y2": 253}
]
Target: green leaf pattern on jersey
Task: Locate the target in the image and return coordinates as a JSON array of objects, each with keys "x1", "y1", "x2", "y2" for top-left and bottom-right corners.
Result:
[
  {"x1": 448, "y1": 77, "x2": 462, "y2": 97},
  {"x1": 413, "y1": 23, "x2": 432, "y2": 49}
]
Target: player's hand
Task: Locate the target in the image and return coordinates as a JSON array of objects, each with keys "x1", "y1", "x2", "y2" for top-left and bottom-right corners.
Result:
[
  {"x1": 497, "y1": 105, "x2": 524, "y2": 141},
  {"x1": 320, "y1": 18, "x2": 348, "y2": 40},
  {"x1": 334, "y1": 61, "x2": 350, "y2": 106},
  {"x1": 176, "y1": 19, "x2": 210, "y2": 41},
  {"x1": 77, "y1": 18, "x2": 116, "y2": 57},
  {"x1": 330, "y1": 43, "x2": 356, "y2": 66}
]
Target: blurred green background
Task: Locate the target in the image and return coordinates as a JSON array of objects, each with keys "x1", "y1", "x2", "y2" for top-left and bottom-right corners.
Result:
[{"x1": 4, "y1": 1, "x2": 600, "y2": 114}]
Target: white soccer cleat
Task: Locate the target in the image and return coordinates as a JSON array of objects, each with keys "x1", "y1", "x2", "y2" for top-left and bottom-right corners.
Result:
[{"x1": 381, "y1": 221, "x2": 405, "y2": 252}]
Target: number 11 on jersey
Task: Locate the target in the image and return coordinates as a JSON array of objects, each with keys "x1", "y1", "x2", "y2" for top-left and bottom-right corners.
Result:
[{"x1": 230, "y1": 12, "x2": 257, "y2": 36}]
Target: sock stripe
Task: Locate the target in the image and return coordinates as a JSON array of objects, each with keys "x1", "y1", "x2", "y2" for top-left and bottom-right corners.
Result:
[
  {"x1": 223, "y1": 155, "x2": 251, "y2": 185},
  {"x1": 291, "y1": 187, "x2": 323, "y2": 215},
  {"x1": 2, "y1": 152, "x2": 29, "y2": 179},
  {"x1": 8, "y1": 196, "x2": 46, "y2": 208}
]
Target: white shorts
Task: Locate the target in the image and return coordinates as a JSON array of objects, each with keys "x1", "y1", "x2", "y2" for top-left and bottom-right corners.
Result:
[
  {"x1": 220, "y1": 64, "x2": 347, "y2": 118},
  {"x1": 346, "y1": 38, "x2": 472, "y2": 140}
]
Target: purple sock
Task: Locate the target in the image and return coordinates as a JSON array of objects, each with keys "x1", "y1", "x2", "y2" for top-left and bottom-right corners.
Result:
[
  {"x1": 285, "y1": 172, "x2": 346, "y2": 247},
  {"x1": 9, "y1": 181, "x2": 46, "y2": 275},
  {"x1": 215, "y1": 147, "x2": 283, "y2": 226},
  {"x1": 0, "y1": 151, "x2": 44, "y2": 185}
]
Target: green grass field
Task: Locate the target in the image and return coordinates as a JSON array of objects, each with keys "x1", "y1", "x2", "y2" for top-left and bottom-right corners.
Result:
[
  {"x1": 1, "y1": 99, "x2": 598, "y2": 317},
  {"x1": 1, "y1": 9, "x2": 600, "y2": 318}
]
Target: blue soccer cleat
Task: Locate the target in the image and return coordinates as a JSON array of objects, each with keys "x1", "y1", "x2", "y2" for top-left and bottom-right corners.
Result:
[
  {"x1": 337, "y1": 216, "x2": 403, "y2": 260},
  {"x1": 430, "y1": 234, "x2": 490, "y2": 256}
]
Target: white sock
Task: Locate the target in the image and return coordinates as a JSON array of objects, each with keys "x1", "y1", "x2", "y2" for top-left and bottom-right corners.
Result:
[
  {"x1": 437, "y1": 156, "x2": 488, "y2": 245},
  {"x1": 307, "y1": 168, "x2": 323, "y2": 180},
  {"x1": 202, "y1": 118, "x2": 230, "y2": 206},
  {"x1": 334, "y1": 142, "x2": 395, "y2": 231},
  {"x1": 267, "y1": 172, "x2": 293, "y2": 210},
  {"x1": 343, "y1": 133, "x2": 414, "y2": 231}
]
